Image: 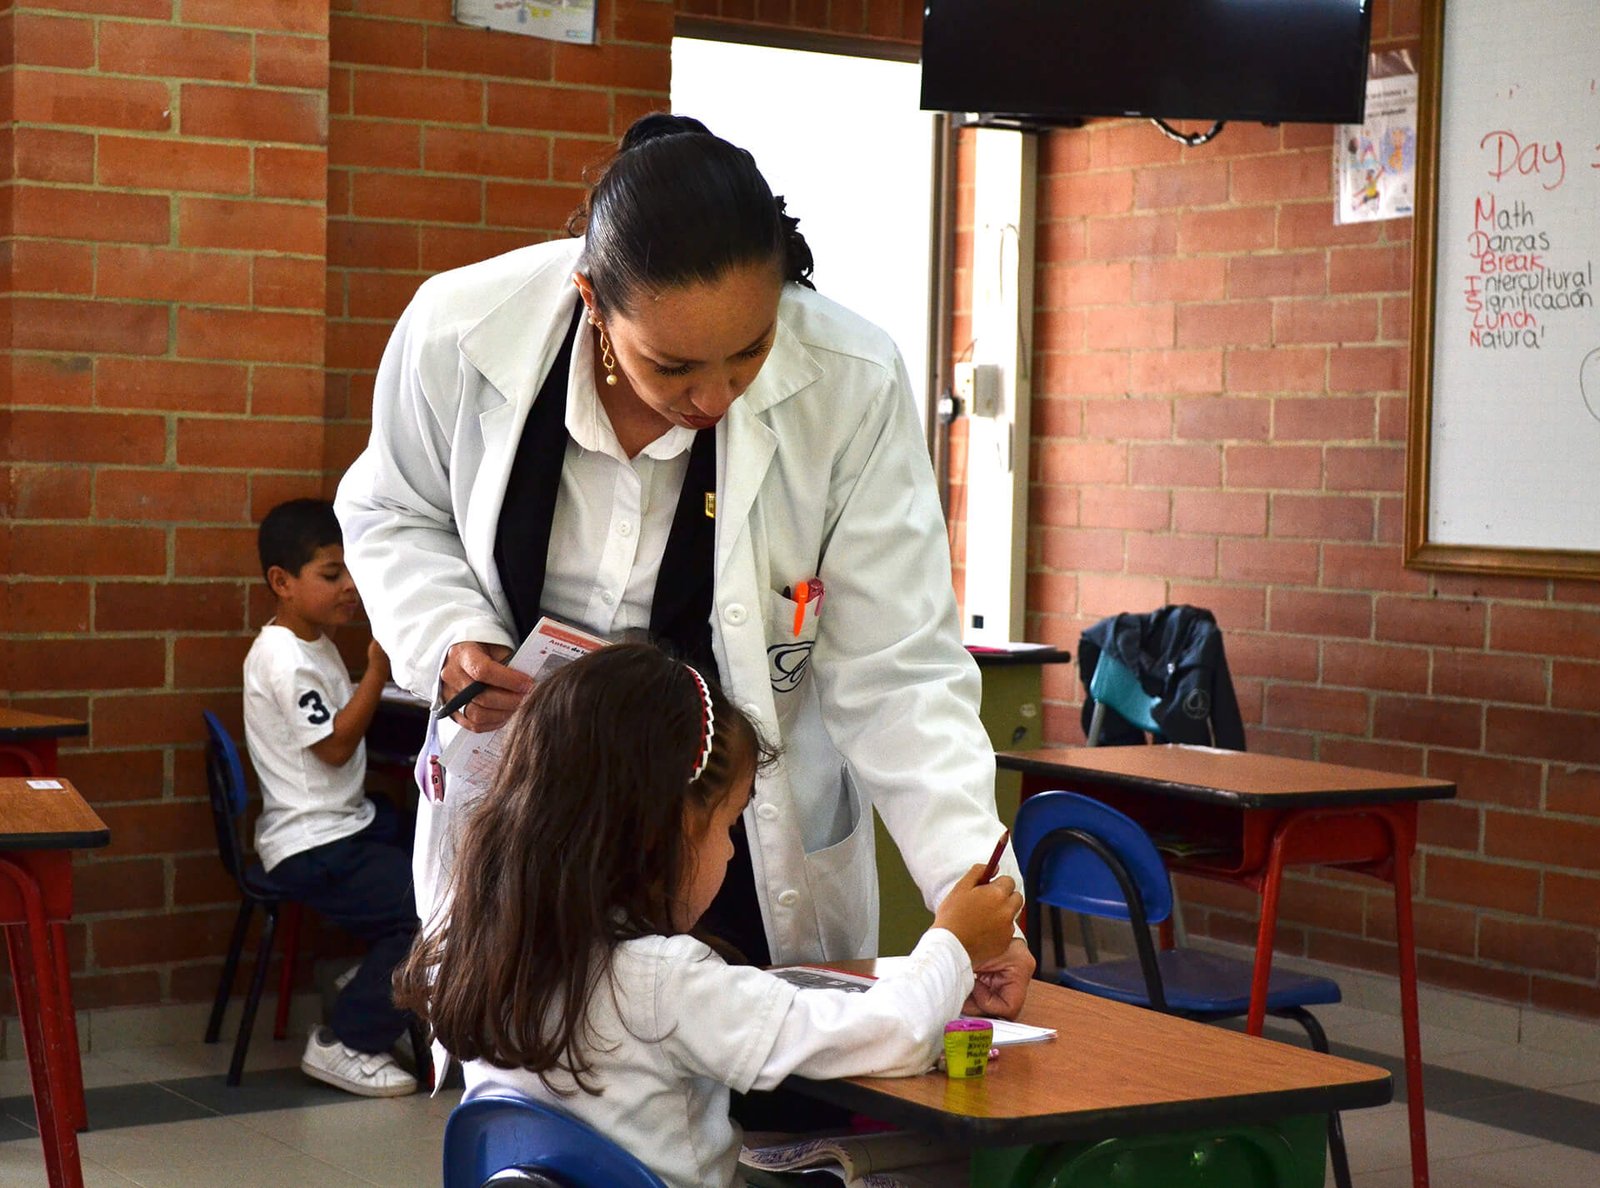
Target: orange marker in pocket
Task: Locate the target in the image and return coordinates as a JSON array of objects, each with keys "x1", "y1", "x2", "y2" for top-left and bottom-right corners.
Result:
[{"x1": 791, "y1": 577, "x2": 824, "y2": 637}]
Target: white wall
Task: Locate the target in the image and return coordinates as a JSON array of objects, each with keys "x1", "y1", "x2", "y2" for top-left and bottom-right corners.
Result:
[{"x1": 671, "y1": 38, "x2": 937, "y2": 417}]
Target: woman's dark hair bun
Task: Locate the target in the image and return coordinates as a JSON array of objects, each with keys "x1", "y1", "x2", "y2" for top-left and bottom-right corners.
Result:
[
  {"x1": 619, "y1": 113, "x2": 713, "y2": 153},
  {"x1": 575, "y1": 112, "x2": 817, "y2": 313},
  {"x1": 775, "y1": 195, "x2": 815, "y2": 292}
]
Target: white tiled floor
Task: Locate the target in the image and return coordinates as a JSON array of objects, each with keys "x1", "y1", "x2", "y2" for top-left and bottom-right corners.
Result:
[
  {"x1": 3, "y1": 1004, "x2": 1599, "y2": 1186},
  {"x1": 0, "y1": 1038, "x2": 458, "y2": 1188},
  {"x1": 1259, "y1": 1002, "x2": 1600, "y2": 1187}
]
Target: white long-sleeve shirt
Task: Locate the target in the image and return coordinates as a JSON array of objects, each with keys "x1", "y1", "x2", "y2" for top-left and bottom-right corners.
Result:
[{"x1": 462, "y1": 928, "x2": 974, "y2": 1188}]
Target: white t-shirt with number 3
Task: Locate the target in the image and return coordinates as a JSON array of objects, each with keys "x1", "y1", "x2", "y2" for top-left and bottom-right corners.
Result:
[{"x1": 243, "y1": 622, "x2": 374, "y2": 871}]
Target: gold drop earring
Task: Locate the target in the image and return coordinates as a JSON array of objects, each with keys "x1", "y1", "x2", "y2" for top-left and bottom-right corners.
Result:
[{"x1": 588, "y1": 309, "x2": 618, "y2": 387}]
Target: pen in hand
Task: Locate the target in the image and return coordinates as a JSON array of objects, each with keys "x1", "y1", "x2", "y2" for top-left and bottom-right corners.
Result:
[
  {"x1": 434, "y1": 679, "x2": 488, "y2": 721},
  {"x1": 977, "y1": 829, "x2": 1011, "y2": 886}
]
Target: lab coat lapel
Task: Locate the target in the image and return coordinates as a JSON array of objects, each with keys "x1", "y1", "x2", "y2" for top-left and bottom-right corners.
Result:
[
  {"x1": 456, "y1": 253, "x2": 583, "y2": 578},
  {"x1": 716, "y1": 314, "x2": 821, "y2": 579}
]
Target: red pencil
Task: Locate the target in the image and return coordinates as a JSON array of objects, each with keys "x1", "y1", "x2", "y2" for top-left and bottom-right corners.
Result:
[{"x1": 977, "y1": 829, "x2": 1010, "y2": 885}]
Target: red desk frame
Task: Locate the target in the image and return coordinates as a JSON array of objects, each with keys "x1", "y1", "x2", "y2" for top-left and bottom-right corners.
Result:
[
  {"x1": 0, "y1": 776, "x2": 109, "y2": 1188},
  {"x1": 3, "y1": 712, "x2": 94, "y2": 1188},
  {"x1": 1, "y1": 711, "x2": 92, "y2": 1119},
  {"x1": 999, "y1": 745, "x2": 1454, "y2": 1188},
  {"x1": 0, "y1": 707, "x2": 88, "y2": 785}
]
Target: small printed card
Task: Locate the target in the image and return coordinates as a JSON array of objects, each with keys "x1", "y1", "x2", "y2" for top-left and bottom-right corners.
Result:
[{"x1": 440, "y1": 616, "x2": 605, "y2": 789}]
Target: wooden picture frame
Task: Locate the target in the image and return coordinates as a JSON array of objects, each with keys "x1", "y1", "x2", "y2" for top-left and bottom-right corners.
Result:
[{"x1": 1404, "y1": 0, "x2": 1600, "y2": 579}]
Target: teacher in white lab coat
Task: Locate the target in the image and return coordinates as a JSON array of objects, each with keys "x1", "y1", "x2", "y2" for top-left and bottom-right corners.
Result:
[{"x1": 335, "y1": 114, "x2": 1034, "y2": 1017}]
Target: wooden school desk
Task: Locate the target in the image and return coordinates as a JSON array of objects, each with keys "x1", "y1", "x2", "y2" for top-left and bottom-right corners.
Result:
[
  {"x1": 996, "y1": 744, "x2": 1454, "y2": 1188},
  {"x1": 0, "y1": 708, "x2": 89, "y2": 778},
  {"x1": 0, "y1": 776, "x2": 110, "y2": 1188},
  {"x1": 0, "y1": 709, "x2": 93, "y2": 1139},
  {"x1": 781, "y1": 969, "x2": 1391, "y2": 1187}
]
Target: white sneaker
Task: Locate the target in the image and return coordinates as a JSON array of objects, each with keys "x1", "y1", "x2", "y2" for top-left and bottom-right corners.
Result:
[{"x1": 301, "y1": 1026, "x2": 417, "y2": 1098}]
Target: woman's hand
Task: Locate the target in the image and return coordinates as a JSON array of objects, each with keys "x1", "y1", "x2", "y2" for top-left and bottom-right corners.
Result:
[{"x1": 441, "y1": 641, "x2": 535, "y2": 732}]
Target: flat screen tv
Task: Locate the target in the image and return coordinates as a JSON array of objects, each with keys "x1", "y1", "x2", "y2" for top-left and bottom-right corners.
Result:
[{"x1": 921, "y1": 0, "x2": 1374, "y2": 127}]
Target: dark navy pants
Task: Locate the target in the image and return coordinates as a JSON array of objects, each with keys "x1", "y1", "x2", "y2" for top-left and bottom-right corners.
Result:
[{"x1": 267, "y1": 797, "x2": 418, "y2": 1054}]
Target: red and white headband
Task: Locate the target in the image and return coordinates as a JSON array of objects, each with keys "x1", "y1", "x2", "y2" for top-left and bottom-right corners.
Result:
[{"x1": 684, "y1": 664, "x2": 716, "y2": 783}]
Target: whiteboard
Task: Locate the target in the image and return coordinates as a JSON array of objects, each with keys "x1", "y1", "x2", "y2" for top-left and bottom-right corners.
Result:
[{"x1": 1406, "y1": 0, "x2": 1600, "y2": 576}]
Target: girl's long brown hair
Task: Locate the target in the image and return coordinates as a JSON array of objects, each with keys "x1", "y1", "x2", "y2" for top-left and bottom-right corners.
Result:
[{"x1": 394, "y1": 642, "x2": 763, "y2": 1093}]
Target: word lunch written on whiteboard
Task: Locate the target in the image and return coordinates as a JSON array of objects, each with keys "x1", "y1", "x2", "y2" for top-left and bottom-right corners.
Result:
[{"x1": 1405, "y1": 0, "x2": 1600, "y2": 578}]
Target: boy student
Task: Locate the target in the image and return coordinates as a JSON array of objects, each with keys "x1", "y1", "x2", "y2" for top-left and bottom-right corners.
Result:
[{"x1": 244, "y1": 498, "x2": 419, "y2": 1097}]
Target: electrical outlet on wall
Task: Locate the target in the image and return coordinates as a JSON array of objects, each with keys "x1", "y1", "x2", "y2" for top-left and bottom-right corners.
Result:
[{"x1": 954, "y1": 362, "x2": 1003, "y2": 417}]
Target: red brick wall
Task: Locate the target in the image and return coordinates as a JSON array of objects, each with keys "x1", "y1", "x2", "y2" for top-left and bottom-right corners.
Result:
[
  {"x1": 1021, "y1": 0, "x2": 1600, "y2": 1017},
  {"x1": 2, "y1": 0, "x2": 333, "y2": 1011},
  {"x1": 323, "y1": 0, "x2": 674, "y2": 476},
  {"x1": 5, "y1": 0, "x2": 1597, "y2": 1023},
  {"x1": 675, "y1": 0, "x2": 920, "y2": 42}
]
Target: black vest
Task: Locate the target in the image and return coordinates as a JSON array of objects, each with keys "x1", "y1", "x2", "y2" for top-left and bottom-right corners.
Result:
[
  {"x1": 493, "y1": 308, "x2": 718, "y2": 674},
  {"x1": 491, "y1": 307, "x2": 768, "y2": 965}
]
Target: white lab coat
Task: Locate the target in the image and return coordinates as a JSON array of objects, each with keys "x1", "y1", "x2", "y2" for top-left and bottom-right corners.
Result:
[{"x1": 335, "y1": 237, "x2": 1018, "y2": 963}]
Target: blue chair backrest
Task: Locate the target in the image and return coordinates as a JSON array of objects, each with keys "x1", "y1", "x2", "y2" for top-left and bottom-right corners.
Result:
[
  {"x1": 1088, "y1": 653, "x2": 1162, "y2": 735},
  {"x1": 1012, "y1": 791, "x2": 1173, "y2": 924},
  {"x1": 203, "y1": 711, "x2": 249, "y2": 816},
  {"x1": 202, "y1": 710, "x2": 252, "y2": 885},
  {"x1": 443, "y1": 1095, "x2": 667, "y2": 1188}
]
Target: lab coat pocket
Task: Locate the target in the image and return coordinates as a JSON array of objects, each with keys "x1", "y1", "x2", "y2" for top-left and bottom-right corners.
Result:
[
  {"x1": 766, "y1": 586, "x2": 821, "y2": 695},
  {"x1": 802, "y1": 764, "x2": 877, "y2": 960}
]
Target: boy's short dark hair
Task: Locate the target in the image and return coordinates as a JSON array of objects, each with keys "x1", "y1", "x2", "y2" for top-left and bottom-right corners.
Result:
[{"x1": 258, "y1": 498, "x2": 342, "y2": 582}]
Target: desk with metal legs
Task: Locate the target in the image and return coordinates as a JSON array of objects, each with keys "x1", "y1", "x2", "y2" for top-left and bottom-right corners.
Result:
[
  {"x1": 0, "y1": 777, "x2": 110, "y2": 1188},
  {"x1": 0, "y1": 708, "x2": 88, "y2": 780},
  {"x1": 997, "y1": 745, "x2": 1453, "y2": 1188},
  {"x1": 0, "y1": 709, "x2": 94, "y2": 1141},
  {"x1": 780, "y1": 969, "x2": 1390, "y2": 1187}
]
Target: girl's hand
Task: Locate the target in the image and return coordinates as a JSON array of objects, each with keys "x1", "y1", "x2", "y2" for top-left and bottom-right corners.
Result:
[
  {"x1": 442, "y1": 641, "x2": 535, "y2": 732},
  {"x1": 963, "y1": 937, "x2": 1036, "y2": 1020},
  {"x1": 932, "y1": 865, "x2": 1024, "y2": 969}
]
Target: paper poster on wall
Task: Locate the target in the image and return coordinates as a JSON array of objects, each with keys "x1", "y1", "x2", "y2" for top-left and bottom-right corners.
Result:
[
  {"x1": 454, "y1": 0, "x2": 597, "y2": 45},
  {"x1": 1336, "y1": 52, "x2": 1418, "y2": 225}
]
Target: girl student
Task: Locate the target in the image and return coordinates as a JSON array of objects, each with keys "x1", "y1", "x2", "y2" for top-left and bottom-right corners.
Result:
[{"x1": 396, "y1": 643, "x2": 1022, "y2": 1188}]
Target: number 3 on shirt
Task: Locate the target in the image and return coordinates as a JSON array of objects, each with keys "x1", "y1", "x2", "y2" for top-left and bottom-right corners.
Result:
[{"x1": 298, "y1": 689, "x2": 331, "y2": 725}]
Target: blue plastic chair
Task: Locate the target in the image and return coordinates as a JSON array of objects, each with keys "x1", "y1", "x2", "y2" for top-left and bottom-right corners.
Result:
[
  {"x1": 443, "y1": 1095, "x2": 667, "y2": 1188},
  {"x1": 201, "y1": 710, "x2": 305, "y2": 1086},
  {"x1": 1073, "y1": 653, "x2": 1169, "y2": 963},
  {"x1": 1015, "y1": 791, "x2": 1351, "y2": 1188}
]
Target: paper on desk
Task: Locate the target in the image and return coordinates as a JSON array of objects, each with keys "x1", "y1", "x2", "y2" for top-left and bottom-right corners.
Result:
[
  {"x1": 440, "y1": 616, "x2": 605, "y2": 788},
  {"x1": 988, "y1": 1018, "x2": 1057, "y2": 1046},
  {"x1": 769, "y1": 965, "x2": 1057, "y2": 1046}
]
